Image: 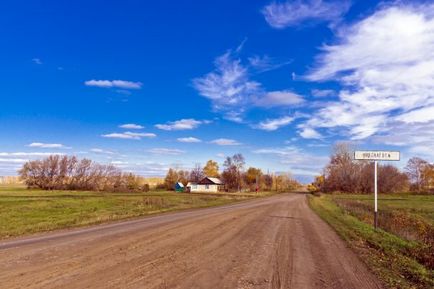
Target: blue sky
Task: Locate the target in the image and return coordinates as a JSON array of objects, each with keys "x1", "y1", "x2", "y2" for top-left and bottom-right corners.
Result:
[{"x1": 1, "y1": 0, "x2": 434, "y2": 182}]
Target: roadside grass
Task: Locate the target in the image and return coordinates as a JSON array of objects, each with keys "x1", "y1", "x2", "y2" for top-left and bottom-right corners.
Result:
[
  {"x1": 0, "y1": 185, "x2": 260, "y2": 239},
  {"x1": 308, "y1": 194, "x2": 434, "y2": 289}
]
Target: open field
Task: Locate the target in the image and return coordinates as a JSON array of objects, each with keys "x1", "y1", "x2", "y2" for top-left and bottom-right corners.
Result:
[
  {"x1": 308, "y1": 193, "x2": 434, "y2": 289},
  {"x1": 0, "y1": 185, "x2": 272, "y2": 239},
  {"x1": 0, "y1": 194, "x2": 383, "y2": 289}
]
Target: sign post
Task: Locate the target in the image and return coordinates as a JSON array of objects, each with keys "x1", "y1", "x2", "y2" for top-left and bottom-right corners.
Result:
[
  {"x1": 374, "y1": 160, "x2": 378, "y2": 228},
  {"x1": 354, "y1": 150, "x2": 400, "y2": 229}
]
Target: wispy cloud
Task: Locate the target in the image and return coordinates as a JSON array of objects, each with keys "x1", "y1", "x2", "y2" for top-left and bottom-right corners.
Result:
[
  {"x1": 148, "y1": 148, "x2": 185, "y2": 155},
  {"x1": 253, "y1": 146, "x2": 328, "y2": 176},
  {"x1": 0, "y1": 152, "x2": 63, "y2": 157},
  {"x1": 119, "y1": 123, "x2": 144, "y2": 129},
  {"x1": 177, "y1": 137, "x2": 202, "y2": 143},
  {"x1": 254, "y1": 116, "x2": 295, "y2": 131},
  {"x1": 85, "y1": 80, "x2": 142, "y2": 90},
  {"x1": 32, "y1": 58, "x2": 43, "y2": 65},
  {"x1": 255, "y1": 90, "x2": 304, "y2": 108},
  {"x1": 102, "y1": 132, "x2": 156, "y2": 140},
  {"x1": 0, "y1": 158, "x2": 28, "y2": 164},
  {"x1": 90, "y1": 148, "x2": 116, "y2": 155},
  {"x1": 262, "y1": 0, "x2": 351, "y2": 29},
  {"x1": 303, "y1": 4, "x2": 434, "y2": 143},
  {"x1": 193, "y1": 50, "x2": 303, "y2": 121},
  {"x1": 155, "y1": 119, "x2": 208, "y2": 131},
  {"x1": 311, "y1": 89, "x2": 335, "y2": 98},
  {"x1": 210, "y1": 138, "x2": 241, "y2": 146},
  {"x1": 248, "y1": 55, "x2": 292, "y2": 72},
  {"x1": 216, "y1": 153, "x2": 226, "y2": 158},
  {"x1": 28, "y1": 142, "x2": 70, "y2": 149},
  {"x1": 192, "y1": 51, "x2": 260, "y2": 118},
  {"x1": 298, "y1": 127, "x2": 322, "y2": 139}
]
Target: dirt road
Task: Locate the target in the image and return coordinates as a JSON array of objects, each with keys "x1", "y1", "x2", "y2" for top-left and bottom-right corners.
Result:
[{"x1": 0, "y1": 194, "x2": 382, "y2": 289}]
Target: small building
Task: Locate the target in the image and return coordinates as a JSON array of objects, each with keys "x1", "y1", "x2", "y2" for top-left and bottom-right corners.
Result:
[
  {"x1": 174, "y1": 182, "x2": 184, "y2": 192},
  {"x1": 187, "y1": 177, "x2": 224, "y2": 193}
]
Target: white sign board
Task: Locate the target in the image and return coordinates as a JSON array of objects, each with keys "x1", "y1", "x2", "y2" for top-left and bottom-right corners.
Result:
[{"x1": 354, "y1": 151, "x2": 400, "y2": 161}]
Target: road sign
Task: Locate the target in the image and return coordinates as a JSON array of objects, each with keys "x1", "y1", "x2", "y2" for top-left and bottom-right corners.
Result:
[
  {"x1": 354, "y1": 150, "x2": 401, "y2": 229},
  {"x1": 354, "y1": 150, "x2": 400, "y2": 161}
]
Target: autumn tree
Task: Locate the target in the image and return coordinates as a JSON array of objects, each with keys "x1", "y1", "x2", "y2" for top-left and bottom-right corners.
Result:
[
  {"x1": 323, "y1": 142, "x2": 361, "y2": 193},
  {"x1": 222, "y1": 154, "x2": 245, "y2": 191},
  {"x1": 177, "y1": 170, "x2": 190, "y2": 186},
  {"x1": 273, "y1": 173, "x2": 300, "y2": 192},
  {"x1": 244, "y1": 167, "x2": 262, "y2": 191},
  {"x1": 405, "y1": 157, "x2": 430, "y2": 192},
  {"x1": 262, "y1": 173, "x2": 273, "y2": 191},
  {"x1": 320, "y1": 142, "x2": 409, "y2": 194},
  {"x1": 203, "y1": 160, "x2": 219, "y2": 177},
  {"x1": 19, "y1": 155, "x2": 145, "y2": 192},
  {"x1": 189, "y1": 164, "x2": 205, "y2": 183},
  {"x1": 421, "y1": 164, "x2": 434, "y2": 192},
  {"x1": 164, "y1": 168, "x2": 178, "y2": 190}
]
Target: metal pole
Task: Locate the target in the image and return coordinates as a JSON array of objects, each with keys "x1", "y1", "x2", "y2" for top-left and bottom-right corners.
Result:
[{"x1": 374, "y1": 160, "x2": 378, "y2": 229}]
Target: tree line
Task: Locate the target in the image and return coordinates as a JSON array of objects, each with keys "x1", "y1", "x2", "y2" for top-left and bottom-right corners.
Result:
[
  {"x1": 164, "y1": 153, "x2": 301, "y2": 192},
  {"x1": 309, "y1": 143, "x2": 434, "y2": 194},
  {"x1": 19, "y1": 154, "x2": 301, "y2": 193},
  {"x1": 19, "y1": 155, "x2": 149, "y2": 192}
]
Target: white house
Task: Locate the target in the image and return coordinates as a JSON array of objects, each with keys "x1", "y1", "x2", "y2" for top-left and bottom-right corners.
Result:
[{"x1": 186, "y1": 177, "x2": 224, "y2": 193}]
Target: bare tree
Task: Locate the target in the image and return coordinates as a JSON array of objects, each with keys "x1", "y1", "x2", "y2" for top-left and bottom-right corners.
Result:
[
  {"x1": 19, "y1": 155, "x2": 145, "y2": 192},
  {"x1": 405, "y1": 157, "x2": 429, "y2": 192},
  {"x1": 222, "y1": 154, "x2": 245, "y2": 192},
  {"x1": 190, "y1": 164, "x2": 205, "y2": 183}
]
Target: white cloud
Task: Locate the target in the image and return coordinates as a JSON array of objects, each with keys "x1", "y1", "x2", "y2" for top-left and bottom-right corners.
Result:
[
  {"x1": 262, "y1": 0, "x2": 350, "y2": 29},
  {"x1": 302, "y1": 4, "x2": 434, "y2": 144},
  {"x1": 155, "y1": 119, "x2": 206, "y2": 131},
  {"x1": 193, "y1": 50, "x2": 303, "y2": 121},
  {"x1": 110, "y1": 160, "x2": 128, "y2": 165},
  {"x1": 210, "y1": 138, "x2": 241, "y2": 146},
  {"x1": 28, "y1": 142, "x2": 69, "y2": 149},
  {"x1": 148, "y1": 148, "x2": 185, "y2": 155},
  {"x1": 299, "y1": 127, "x2": 322, "y2": 139},
  {"x1": 255, "y1": 90, "x2": 304, "y2": 107},
  {"x1": 85, "y1": 80, "x2": 142, "y2": 90},
  {"x1": 255, "y1": 116, "x2": 295, "y2": 131},
  {"x1": 372, "y1": 121, "x2": 434, "y2": 159},
  {"x1": 0, "y1": 152, "x2": 63, "y2": 157},
  {"x1": 90, "y1": 148, "x2": 116, "y2": 155},
  {"x1": 119, "y1": 123, "x2": 144, "y2": 129},
  {"x1": 248, "y1": 55, "x2": 292, "y2": 72},
  {"x1": 102, "y1": 132, "x2": 156, "y2": 140},
  {"x1": 0, "y1": 158, "x2": 28, "y2": 164},
  {"x1": 311, "y1": 89, "x2": 335, "y2": 98},
  {"x1": 177, "y1": 137, "x2": 202, "y2": 143},
  {"x1": 193, "y1": 51, "x2": 261, "y2": 115},
  {"x1": 395, "y1": 105, "x2": 434, "y2": 124},
  {"x1": 32, "y1": 58, "x2": 42, "y2": 65},
  {"x1": 253, "y1": 146, "x2": 328, "y2": 176}
]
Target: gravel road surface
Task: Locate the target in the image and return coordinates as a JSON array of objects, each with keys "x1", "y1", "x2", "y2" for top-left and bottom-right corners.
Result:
[{"x1": 0, "y1": 194, "x2": 382, "y2": 289}]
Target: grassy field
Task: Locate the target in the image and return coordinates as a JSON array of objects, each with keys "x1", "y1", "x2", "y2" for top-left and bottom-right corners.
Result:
[
  {"x1": 0, "y1": 185, "x2": 272, "y2": 239},
  {"x1": 309, "y1": 193, "x2": 434, "y2": 289}
]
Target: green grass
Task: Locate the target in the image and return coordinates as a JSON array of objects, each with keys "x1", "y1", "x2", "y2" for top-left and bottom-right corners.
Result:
[
  {"x1": 332, "y1": 193, "x2": 434, "y2": 224},
  {"x1": 0, "y1": 185, "x2": 261, "y2": 239},
  {"x1": 308, "y1": 193, "x2": 434, "y2": 289}
]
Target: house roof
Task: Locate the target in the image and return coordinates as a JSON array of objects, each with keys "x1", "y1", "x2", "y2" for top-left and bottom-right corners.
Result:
[
  {"x1": 175, "y1": 182, "x2": 184, "y2": 187},
  {"x1": 199, "y1": 177, "x2": 223, "y2": 185}
]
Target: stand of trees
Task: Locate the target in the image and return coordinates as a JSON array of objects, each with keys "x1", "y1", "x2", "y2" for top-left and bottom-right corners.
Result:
[
  {"x1": 310, "y1": 143, "x2": 434, "y2": 194},
  {"x1": 405, "y1": 157, "x2": 434, "y2": 193},
  {"x1": 19, "y1": 155, "x2": 149, "y2": 192},
  {"x1": 163, "y1": 154, "x2": 301, "y2": 192}
]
